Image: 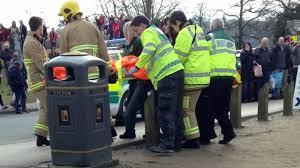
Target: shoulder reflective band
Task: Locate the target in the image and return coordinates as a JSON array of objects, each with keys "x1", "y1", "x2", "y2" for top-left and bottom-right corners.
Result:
[
  {"x1": 191, "y1": 46, "x2": 209, "y2": 52},
  {"x1": 209, "y1": 33, "x2": 236, "y2": 55},
  {"x1": 70, "y1": 44, "x2": 98, "y2": 56},
  {"x1": 211, "y1": 68, "x2": 236, "y2": 74},
  {"x1": 153, "y1": 59, "x2": 181, "y2": 81},
  {"x1": 152, "y1": 47, "x2": 173, "y2": 62},
  {"x1": 144, "y1": 42, "x2": 156, "y2": 48},
  {"x1": 175, "y1": 49, "x2": 189, "y2": 57},
  {"x1": 35, "y1": 124, "x2": 48, "y2": 131},
  {"x1": 142, "y1": 49, "x2": 155, "y2": 56},
  {"x1": 185, "y1": 72, "x2": 210, "y2": 78}
]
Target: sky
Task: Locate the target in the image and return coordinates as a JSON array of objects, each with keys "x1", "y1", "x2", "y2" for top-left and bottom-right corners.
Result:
[{"x1": 0, "y1": 0, "x2": 235, "y2": 29}]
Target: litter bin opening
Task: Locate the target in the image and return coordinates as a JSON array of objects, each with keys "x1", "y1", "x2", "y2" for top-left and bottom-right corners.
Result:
[
  {"x1": 48, "y1": 66, "x2": 75, "y2": 82},
  {"x1": 88, "y1": 65, "x2": 106, "y2": 83}
]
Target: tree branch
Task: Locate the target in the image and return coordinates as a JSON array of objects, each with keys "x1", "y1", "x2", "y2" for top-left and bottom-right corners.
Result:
[{"x1": 217, "y1": 9, "x2": 240, "y2": 19}]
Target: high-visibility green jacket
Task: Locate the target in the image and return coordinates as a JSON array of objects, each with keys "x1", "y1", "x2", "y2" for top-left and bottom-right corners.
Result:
[
  {"x1": 136, "y1": 25, "x2": 184, "y2": 89},
  {"x1": 174, "y1": 24, "x2": 210, "y2": 89},
  {"x1": 206, "y1": 28, "x2": 237, "y2": 78}
]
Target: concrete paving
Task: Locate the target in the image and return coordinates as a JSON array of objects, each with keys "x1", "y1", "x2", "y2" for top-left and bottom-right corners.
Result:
[{"x1": 0, "y1": 100, "x2": 285, "y2": 168}]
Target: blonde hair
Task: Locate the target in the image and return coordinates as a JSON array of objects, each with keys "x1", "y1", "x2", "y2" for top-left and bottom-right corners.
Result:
[
  {"x1": 123, "y1": 21, "x2": 133, "y2": 42},
  {"x1": 210, "y1": 18, "x2": 224, "y2": 31}
]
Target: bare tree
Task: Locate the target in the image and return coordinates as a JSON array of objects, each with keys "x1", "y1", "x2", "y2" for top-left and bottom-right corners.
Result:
[
  {"x1": 97, "y1": 0, "x2": 180, "y2": 21},
  {"x1": 192, "y1": 2, "x2": 211, "y2": 31},
  {"x1": 217, "y1": 0, "x2": 271, "y2": 48}
]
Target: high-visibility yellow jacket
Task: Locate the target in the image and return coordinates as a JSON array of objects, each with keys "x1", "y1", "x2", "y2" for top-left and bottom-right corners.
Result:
[
  {"x1": 174, "y1": 24, "x2": 210, "y2": 89},
  {"x1": 60, "y1": 18, "x2": 112, "y2": 78},
  {"x1": 23, "y1": 31, "x2": 47, "y2": 93},
  {"x1": 136, "y1": 25, "x2": 184, "y2": 89},
  {"x1": 207, "y1": 28, "x2": 237, "y2": 78}
]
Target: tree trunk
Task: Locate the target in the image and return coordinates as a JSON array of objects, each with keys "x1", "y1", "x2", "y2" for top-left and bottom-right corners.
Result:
[
  {"x1": 145, "y1": 0, "x2": 153, "y2": 20},
  {"x1": 238, "y1": 0, "x2": 244, "y2": 49}
]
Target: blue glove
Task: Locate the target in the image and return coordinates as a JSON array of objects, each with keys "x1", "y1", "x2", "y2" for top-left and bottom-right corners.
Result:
[{"x1": 125, "y1": 67, "x2": 138, "y2": 77}]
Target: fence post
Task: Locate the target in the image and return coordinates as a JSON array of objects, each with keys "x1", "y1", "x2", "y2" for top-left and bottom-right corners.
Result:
[
  {"x1": 144, "y1": 91, "x2": 160, "y2": 147},
  {"x1": 258, "y1": 83, "x2": 269, "y2": 121},
  {"x1": 283, "y1": 71, "x2": 294, "y2": 116},
  {"x1": 230, "y1": 84, "x2": 242, "y2": 128}
]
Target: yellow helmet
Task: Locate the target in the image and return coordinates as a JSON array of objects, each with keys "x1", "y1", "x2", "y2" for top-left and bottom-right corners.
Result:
[{"x1": 58, "y1": 0, "x2": 82, "y2": 22}]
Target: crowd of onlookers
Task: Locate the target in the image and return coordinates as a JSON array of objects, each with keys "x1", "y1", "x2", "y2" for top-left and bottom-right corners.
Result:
[
  {"x1": 0, "y1": 20, "x2": 59, "y2": 114},
  {"x1": 85, "y1": 14, "x2": 129, "y2": 40},
  {"x1": 240, "y1": 36, "x2": 300, "y2": 103}
]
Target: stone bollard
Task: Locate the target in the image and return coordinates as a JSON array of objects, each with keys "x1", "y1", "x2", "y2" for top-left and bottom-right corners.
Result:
[
  {"x1": 258, "y1": 83, "x2": 269, "y2": 121},
  {"x1": 144, "y1": 91, "x2": 160, "y2": 147},
  {"x1": 230, "y1": 84, "x2": 242, "y2": 128}
]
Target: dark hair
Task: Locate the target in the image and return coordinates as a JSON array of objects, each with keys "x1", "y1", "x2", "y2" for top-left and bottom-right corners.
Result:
[
  {"x1": 169, "y1": 11, "x2": 187, "y2": 29},
  {"x1": 29, "y1": 16, "x2": 43, "y2": 31},
  {"x1": 243, "y1": 42, "x2": 253, "y2": 52},
  {"x1": 130, "y1": 16, "x2": 150, "y2": 27}
]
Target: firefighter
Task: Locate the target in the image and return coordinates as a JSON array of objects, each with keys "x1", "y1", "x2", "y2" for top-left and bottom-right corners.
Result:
[
  {"x1": 128, "y1": 16, "x2": 184, "y2": 153},
  {"x1": 169, "y1": 11, "x2": 210, "y2": 148},
  {"x1": 23, "y1": 16, "x2": 49, "y2": 146},
  {"x1": 197, "y1": 18, "x2": 237, "y2": 145},
  {"x1": 58, "y1": 0, "x2": 117, "y2": 138}
]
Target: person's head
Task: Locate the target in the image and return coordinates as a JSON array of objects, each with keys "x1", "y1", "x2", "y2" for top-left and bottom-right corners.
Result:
[
  {"x1": 12, "y1": 21, "x2": 16, "y2": 27},
  {"x1": 58, "y1": 0, "x2": 82, "y2": 22},
  {"x1": 109, "y1": 18, "x2": 114, "y2": 24},
  {"x1": 19, "y1": 20, "x2": 23, "y2": 25},
  {"x1": 243, "y1": 42, "x2": 252, "y2": 52},
  {"x1": 278, "y1": 37, "x2": 285, "y2": 47},
  {"x1": 29, "y1": 16, "x2": 43, "y2": 37},
  {"x1": 169, "y1": 11, "x2": 187, "y2": 33},
  {"x1": 12, "y1": 52, "x2": 19, "y2": 60},
  {"x1": 51, "y1": 27, "x2": 55, "y2": 32},
  {"x1": 284, "y1": 36, "x2": 291, "y2": 45},
  {"x1": 210, "y1": 18, "x2": 224, "y2": 31},
  {"x1": 114, "y1": 17, "x2": 119, "y2": 23},
  {"x1": 123, "y1": 21, "x2": 134, "y2": 43},
  {"x1": 0, "y1": 24, "x2": 3, "y2": 28},
  {"x1": 3, "y1": 42, "x2": 9, "y2": 49},
  {"x1": 260, "y1": 37, "x2": 269, "y2": 48},
  {"x1": 130, "y1": 16, "x2": 150, "y2": 37},
  {"x1": 162, "y1": 17, "x2": 170, "y2": 34}
]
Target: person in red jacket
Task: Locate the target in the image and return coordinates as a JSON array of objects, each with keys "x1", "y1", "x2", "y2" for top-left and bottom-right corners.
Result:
[
  {"x1": 49, "y1": 28, "x2": 58, "y2": 48},
  {"x1": 112, "y1": 18, "x2": 121, "y2": 39},
  {"x1": 0, "y1": 24, "x2": 10, "y2": 51}
]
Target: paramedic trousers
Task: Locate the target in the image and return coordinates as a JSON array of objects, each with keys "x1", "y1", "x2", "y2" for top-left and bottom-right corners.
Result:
[
  {"x1": 196, "y1": 77, "x2": 235, "y2": 141},
  {"x1": 156, "y1": 70, "x2": 184, "y2": 150}
]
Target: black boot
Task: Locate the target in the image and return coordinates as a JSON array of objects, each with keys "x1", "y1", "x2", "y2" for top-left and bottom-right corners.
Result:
[
  {"x1": 219, "y1": 133, "x2": 237, "y2": 144},
  {"x1": 36, "y1": 135, "x2": 50, "y2": 147},
  {"x1": 111, "y1": 127, "x2": 117, "y2": 138},
  {"x1": 119, "y1": 131, "x2": 136, "y2": 139},
  {"x1": 182, "y1": 139, "x2": 200, "y2": 149}
]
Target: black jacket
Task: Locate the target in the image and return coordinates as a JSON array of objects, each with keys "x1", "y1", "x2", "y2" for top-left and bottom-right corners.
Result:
[
  {"x1": 0, "y1": 49, "x2": 13, "y2": 69},
  {"x1": 123, "y1": 37, "x2": 143, "y2": 56},
  {"x1": 240, "y1": 50, "x2": 255, "y2": 81},
  {"x1": 292, "y1": 46, "x2": 300, "y2": 66},
  {"x1": 20, "y1": 25, "x2": 27, "y2": 40},
  {"x1": 271, "y1": 45, "x2": 286, "y2": 70},
  {"x1": 7, "y1": 60, "x2": 27, "y2": 90},
  {"x1": 284, "y1": 45, "x2": 293, "y2": 69}
]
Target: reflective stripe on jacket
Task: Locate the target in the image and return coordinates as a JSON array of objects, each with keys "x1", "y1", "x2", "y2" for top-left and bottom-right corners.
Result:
[
  {"x1": 136, "y1": 25, "x2": 184, "y2": 89},
  {"x1": 174, "y1": 24, "x2": 210, "y2": 88},
  {"x1": 207, "y1": 29, "x2": 237, "y2": 78}
]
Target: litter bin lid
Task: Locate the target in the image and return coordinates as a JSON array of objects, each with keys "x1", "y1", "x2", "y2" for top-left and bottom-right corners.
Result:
[{"x1": 61, "y1": 51, "x2": 88, "y2": 56}]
